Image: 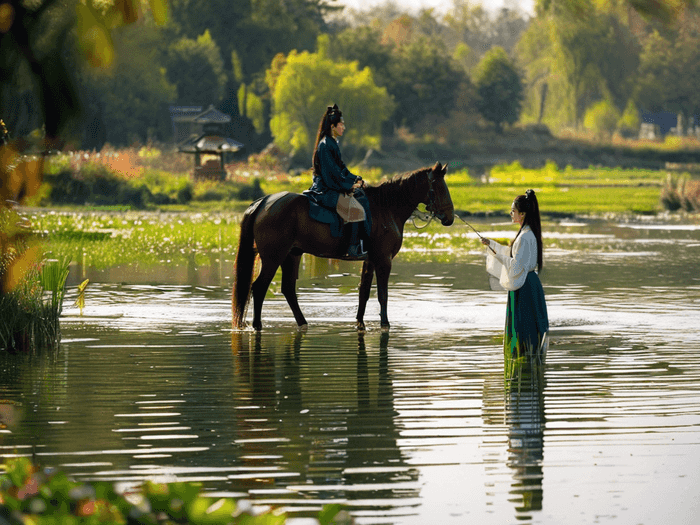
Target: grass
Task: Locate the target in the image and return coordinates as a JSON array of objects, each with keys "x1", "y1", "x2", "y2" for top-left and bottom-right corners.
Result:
[
  {"x1": 31, "y1": 211, "x2": 241, "y2": 269},
  {"x1": 443, "y1": 161, "x2": 665, "y2": 216}
]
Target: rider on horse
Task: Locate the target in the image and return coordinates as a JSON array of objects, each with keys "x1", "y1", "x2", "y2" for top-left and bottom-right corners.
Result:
[{"x1": 303, "y1": 104, "x2": 371, "y2": 259}]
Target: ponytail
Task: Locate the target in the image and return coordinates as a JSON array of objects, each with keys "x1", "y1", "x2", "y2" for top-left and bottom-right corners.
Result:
[
  {"x1": 312, "y1": 104, "x2": 343, "y2": 176},
  {"x1": 513, "y1": 189, "x2": 543, "y2": 270}
]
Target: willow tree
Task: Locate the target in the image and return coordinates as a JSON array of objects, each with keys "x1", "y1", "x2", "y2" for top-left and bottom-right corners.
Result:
[
  {"x1": 517, "y1": 4, "x2": 639, "y2": 130},
  {"x1": 268, "y1": 37, "x2": 394, "y2": 160}
]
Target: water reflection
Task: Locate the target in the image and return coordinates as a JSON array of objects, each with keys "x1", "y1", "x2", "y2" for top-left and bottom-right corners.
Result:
[
  {"x1": 506, "y1": 365, "x2": 545, "y2": 521},
  {"x1": 230, "y1": 330, "x2": 417, "y2": 518}
]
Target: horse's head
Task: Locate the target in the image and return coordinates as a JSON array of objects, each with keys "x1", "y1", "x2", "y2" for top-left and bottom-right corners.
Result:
[{"x1": 426, "y1": 161, "x2": 454, "y2": 226}]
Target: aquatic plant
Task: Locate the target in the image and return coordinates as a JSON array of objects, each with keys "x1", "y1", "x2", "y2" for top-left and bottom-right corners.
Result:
[
  {"x1": 0, "y1": 457, "x2": 348, "y2": 525},
  {"x1": 1, "y1": 207, "x2": 71, "y2": 352},
  {"x1": 661, "y1": 172, "x2": 700, "y2": 212},
  {"x1": 0, "y1": 255, "x2": 70, "y2": 353}
]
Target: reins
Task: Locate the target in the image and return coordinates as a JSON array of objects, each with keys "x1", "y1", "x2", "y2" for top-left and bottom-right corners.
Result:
[{"x1": 409, "y1": 172, "x2": 438, "y2": 229}]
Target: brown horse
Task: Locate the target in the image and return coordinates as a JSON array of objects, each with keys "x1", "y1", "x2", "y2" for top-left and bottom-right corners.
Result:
[{"x1": 232, "y1": 161, "x2": 454, "y2": 331}]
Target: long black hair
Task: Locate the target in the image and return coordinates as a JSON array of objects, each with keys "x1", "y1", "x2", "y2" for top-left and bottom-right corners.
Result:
[
  {"x1": 513, "y1": 189, "x2": 543, "y2": 270},
  {"x1": 312, "y1": 104, "x2": 343, "y2": 176}
]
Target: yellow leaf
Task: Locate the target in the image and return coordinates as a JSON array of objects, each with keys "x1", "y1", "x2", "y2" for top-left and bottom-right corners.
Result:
[
  {"x1": 76, "y1": 4, "x2": 115, "y2": 68},
  {"x1": 149, "y1": 0, "x2": 169, "y2": 25},
  {"x1": 3, "y1": 245, "x2": 40, "y2": 293},
  {"x1": 0, "y1": 2, "x2": 14, "y2": 33}
]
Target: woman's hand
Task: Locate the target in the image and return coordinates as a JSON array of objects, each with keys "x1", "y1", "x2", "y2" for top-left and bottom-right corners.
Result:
[
  {"x1": 480, "y1": 237, "x2": 491, "y2": 247},
  {"x1": 352, "y1": 179, "x2": 364, "y2": 190}
]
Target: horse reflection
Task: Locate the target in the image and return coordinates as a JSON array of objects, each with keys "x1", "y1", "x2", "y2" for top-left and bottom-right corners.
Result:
[{"x1": 230, "y1": 331, "x2": 417, "y2": 513}]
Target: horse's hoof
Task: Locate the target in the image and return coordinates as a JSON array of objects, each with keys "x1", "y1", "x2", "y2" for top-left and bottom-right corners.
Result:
[
  {"x1": 356, "y1": 321, "x2": 366, "y2": 333},
  {"x1": 380, "y1": 324, "x2": 390, "y2": 333},
  {"x1": 297, "y1": 324, "x2": 308, "y2": 332}
]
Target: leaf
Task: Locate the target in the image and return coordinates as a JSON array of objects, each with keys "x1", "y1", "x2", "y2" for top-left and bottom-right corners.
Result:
[
  {"x1": 149, "y1": 0, "x2": 169, "y2": 25},
  {"x1": 3, "y1": 245, "x2": 40, "y2": 294},
  {"x1": 76, "y1": 4, "x2": 115, "y2": 68},
  {"x1": 318, "y1": 503, "x2": 346, "y2": 525}
]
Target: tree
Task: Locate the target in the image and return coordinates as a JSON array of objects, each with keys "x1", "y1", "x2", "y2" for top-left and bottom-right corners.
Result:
[
  {"x1": 385, "y1": 36, "x2": 465, "y2": 130},
  {"x1": 473, "y1": 47, "x2": 523, "y2": 132},
  {"x1": 269, "y1": 42, "x2": 394, "y2": 159},
  {"x1": 165, "y1": 30, "x2": 227, "y2": 106},
  {"x1": 583, "y1": 99, "x2": 621, "y2": 139},
  {"x1": 517, "y1": 7, "x2": 639, "y2": 130},
  {"x1": 79, "y1": 21, "x2": 177, "y2": 146},
  {"x1": 635, "y1": 28, "x2": 700, "y2": 135}
]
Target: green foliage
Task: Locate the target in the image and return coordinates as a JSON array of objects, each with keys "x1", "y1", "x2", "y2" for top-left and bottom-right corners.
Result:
[
  {"x1": 238, "y1": 84, "x2": 266, "y2": 134},
  {"x1": 166, "y1": 30, "x2": 228, "y2": 106},
  {"x1": 473, "y1": 47, "x2": 523, "y2": 132},
  {"x1": 0, "y1": 457, "x2": 347, "y2": 524},
  {"x1": 0, "y1": 206, "x2": 70, "y2": 352},
  {"x1": 661, "y1": 172, "x2": 700, "y2": 212},
  {"x1": 635, "y1": 28, "x2": 700, "y2": 134},
  {"x1": 617, "y1": 99, "x2": 641, "y2": 135},
  {"x1": 78, "y1": 22, "x2": 177, "y2": 146},
  {"x1": 269, "y1": 46, "x2": 393, "y2": 156},
  {"x1": 517, "y1": 8, "x2": 639, "y2": 131},
  {"x1": 583, "y1": 99, "x2": 621, "y2": 138},
  {"x1": 387, "y1": 36, "x2": 466, "y2": 129}
]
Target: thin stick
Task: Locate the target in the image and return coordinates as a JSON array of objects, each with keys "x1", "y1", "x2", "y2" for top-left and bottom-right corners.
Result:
[{"x1": 458, "y1": 215, "x2": 496, "y2": 254}]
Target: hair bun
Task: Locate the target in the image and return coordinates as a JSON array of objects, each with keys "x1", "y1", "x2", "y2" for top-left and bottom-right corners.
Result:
[{"x1": 525, "y1": 189, "x2": 535, "y2": 199}]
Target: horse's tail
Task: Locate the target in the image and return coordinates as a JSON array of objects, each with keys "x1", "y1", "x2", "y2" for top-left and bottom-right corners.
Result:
[{"x1": 232, "y1": 197, "x2": 265, "y2": 329}]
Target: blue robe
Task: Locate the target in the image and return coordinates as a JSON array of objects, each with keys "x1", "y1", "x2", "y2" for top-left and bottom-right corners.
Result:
[{"x1": 303, "y1": 136, "x2": 371, "y2": 238}]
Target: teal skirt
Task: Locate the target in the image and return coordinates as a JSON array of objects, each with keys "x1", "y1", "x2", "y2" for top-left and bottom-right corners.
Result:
[{"x1": 504, "y1": 271, "x2": 549, "y2": 359}]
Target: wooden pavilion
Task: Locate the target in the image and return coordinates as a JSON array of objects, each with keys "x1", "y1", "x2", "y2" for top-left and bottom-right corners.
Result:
[{"x1": 177, "y1": 105, "x2": 243, "y2": 181}]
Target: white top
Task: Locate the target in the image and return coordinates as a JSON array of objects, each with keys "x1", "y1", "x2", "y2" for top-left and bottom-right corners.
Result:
[{"x1": 485, "y1": 225, "x2": 538, "y2": 291}]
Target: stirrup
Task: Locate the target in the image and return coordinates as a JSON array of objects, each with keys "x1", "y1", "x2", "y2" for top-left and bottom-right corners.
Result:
[{"x1": 346, "y1": 240, "x2": 367, "y2": 259}]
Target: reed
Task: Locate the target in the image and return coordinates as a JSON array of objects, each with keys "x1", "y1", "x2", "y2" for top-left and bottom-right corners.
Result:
[{"x1": 0, "y1": 255, "x2": 70, "y2": 352}]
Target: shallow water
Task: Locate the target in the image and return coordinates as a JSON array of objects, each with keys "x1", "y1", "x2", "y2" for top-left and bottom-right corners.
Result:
[{"x1": 1, "y1": 217, "x2": 700, "y2": 524}]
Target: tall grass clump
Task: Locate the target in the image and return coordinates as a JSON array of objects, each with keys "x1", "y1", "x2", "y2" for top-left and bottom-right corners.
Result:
[
  {"x1": 1, "y1": 208, "x2": 70, "y2": 352},
  {"x1": 661, "y1": 172, "x2": 700, "y2": 212},
  {"x1": 0, "y1": 256, "x2": 70, "y2": 353}
]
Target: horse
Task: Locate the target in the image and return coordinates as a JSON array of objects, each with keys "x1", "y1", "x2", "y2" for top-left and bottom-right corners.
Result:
[{"x1": 232, "y1": 161, "x2": 454, "y2": 331}]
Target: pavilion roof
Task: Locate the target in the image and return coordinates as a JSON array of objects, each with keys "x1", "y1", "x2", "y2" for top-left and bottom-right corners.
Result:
[{"x1": 178, "y1": 134, "x2": 244, "y2": 154}]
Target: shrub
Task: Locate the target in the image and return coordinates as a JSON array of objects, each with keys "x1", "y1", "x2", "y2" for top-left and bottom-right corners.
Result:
[
  {"x1": 661, "y1": 172, "x2": 700, "y2": 212},
  {"x1": 0, "y1": 457, "x2": 348, "y2": 524}
]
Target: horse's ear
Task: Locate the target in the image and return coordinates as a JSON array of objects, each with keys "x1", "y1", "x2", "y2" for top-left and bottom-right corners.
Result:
[{"x1": 433, "y1": 161, "x2": 442, "y2": 171}]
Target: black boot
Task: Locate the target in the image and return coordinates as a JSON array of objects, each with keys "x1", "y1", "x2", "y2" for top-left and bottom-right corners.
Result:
[
  {"x1": 347, "y1": 239, "x2": 367, "y2": 259},
  {"x1": 346, "y1": 223, "x2": 367, "y2": 259}
]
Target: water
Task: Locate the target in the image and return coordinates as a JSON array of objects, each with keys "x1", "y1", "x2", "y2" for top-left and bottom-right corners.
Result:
[{"x1": 1, "y1": 217, "x2": 700, "y2": 524}]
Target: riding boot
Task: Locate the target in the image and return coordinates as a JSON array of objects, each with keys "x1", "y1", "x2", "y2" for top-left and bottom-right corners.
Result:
[{"x1": 346, "y1": 222, "x2": 367, "y2": 259}]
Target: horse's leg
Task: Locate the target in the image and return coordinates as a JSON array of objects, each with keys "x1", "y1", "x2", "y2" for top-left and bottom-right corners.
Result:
[
  {"x1": 281, "y1": 253, "x2": 307, "y2": 329},
  {"x1": 356, "y1": 260, "x2": 375, "y2": 332},
  {"x1": 251, "y1": 260, "x2": 280, "y2": 331},
  {"x1": 375, "y1": 260, "x2": 392, "y2": 331}
]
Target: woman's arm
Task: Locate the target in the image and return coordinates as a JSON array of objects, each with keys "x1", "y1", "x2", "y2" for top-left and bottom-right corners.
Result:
[{"x1": 485, "y1": 233, "x2": 537, "y2": 290}]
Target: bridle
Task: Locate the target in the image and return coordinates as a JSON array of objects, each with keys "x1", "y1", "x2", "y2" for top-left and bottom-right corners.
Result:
[{"x1": 411, "y1": 171, "x2": 445, "y2": 228}]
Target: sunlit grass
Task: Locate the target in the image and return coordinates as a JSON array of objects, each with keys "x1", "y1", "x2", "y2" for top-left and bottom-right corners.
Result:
[{"x1": 33, "y1": 211, "x2": 241, "y2": 269}]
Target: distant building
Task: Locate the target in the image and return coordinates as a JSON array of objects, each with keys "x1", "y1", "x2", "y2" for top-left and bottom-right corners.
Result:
[
  {"x1": 175, "y1": 105, "x2": 244, "y2": 181},
  {"x1": 169, "y1": 106, "x2": 203, "y2": 144},
  {"x1": 640, "y1": 110, "x2": 699, "y2": 139}
]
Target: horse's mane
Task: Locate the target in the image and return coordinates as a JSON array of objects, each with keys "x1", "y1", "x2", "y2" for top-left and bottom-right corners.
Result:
[{"x1": 364, "y1": 167, "x2": 430, "y2": 208}]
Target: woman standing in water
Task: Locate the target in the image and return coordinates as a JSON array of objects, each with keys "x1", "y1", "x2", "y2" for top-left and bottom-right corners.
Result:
[{"x1": 481, "y1": 189, "x2": 549, "y2": 360}]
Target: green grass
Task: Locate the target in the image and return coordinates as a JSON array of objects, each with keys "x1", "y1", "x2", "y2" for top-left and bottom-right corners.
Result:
[
  {"x1": 443, "y1": 162, "x2": 664, "y2": 216},
  {"x1": 33, "y1": 211, "x2": 241, "y2": 269}
]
